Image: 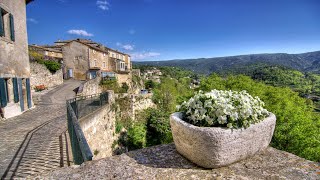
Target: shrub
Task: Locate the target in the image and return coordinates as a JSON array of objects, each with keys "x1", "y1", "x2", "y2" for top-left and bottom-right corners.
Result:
[
  {"x1": 178, "y1": 90, "x2": 269, "y2": 128},
  {"x1": 42, "y1": 60, "x2": 61, "y2": 73},
  {"x1": 145, "y1": 80, "x2": 156, "y2": 89},
  {"x1": 115, "y1": 120, "x2": 123, "y2": 134},
  {"x1": 120, "y1": 83, "x2": 129, "y2": 93},
  {"x1": 29, "y1": 50, "x2": 61, "y2": 73},
  {"x1": 145, "y1": 108, "x2": 173, "y2": 146},
  {"x1": 127, "y1": 123, "x2": 147, "y2": 150}
]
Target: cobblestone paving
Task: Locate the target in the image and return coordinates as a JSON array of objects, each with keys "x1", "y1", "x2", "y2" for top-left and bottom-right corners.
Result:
[{"x1": 0, "y1": 80, "x2": 81, "y2": 179}]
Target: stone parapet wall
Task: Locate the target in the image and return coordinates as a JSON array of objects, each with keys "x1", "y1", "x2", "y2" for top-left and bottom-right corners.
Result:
[
  {"x1": 79, "y1": 91, "x2": 116, "y2": 160},
  {"x1": 30, "y1": 62, "x2": 63, "y2": 89},
  {"x1": 41, "y1": 144, "x2": 320, "y2": 179}
]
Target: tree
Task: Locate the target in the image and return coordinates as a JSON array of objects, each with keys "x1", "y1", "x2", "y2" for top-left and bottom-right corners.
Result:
[{"x1": 145, "y1": 80, "x2": 156, "y2": 89}]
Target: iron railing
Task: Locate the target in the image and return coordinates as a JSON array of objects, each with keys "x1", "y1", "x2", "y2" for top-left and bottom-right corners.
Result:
[{"x1": 66, "y1": 92, "x2": 109, "y2": 164}]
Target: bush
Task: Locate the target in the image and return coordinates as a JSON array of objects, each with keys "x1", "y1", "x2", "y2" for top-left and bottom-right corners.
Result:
[
  {"x1": 101, "y1": 79, "x2": 120, "y2": 92},
  {"x1": 120, "y1": 83, "x2": 129, "y2": 93},
  {"x1": 42, "y1": 60, "x2": 61, "y2": 72},
  {"x1": 143, "y1": 108, "x2": 173, "y2": 146},
  {"x1": 29, "y1": 50, "x2": 61, "y2": 73},
  {"x1": 115, "y1": 120, "x2": 123, "y2": 134},
  {"x1": 127, "y1": 123, "x2": 147, "y2": 151},
  {"x1": 145, "y1": 80, "x2": 156, "y2": 89}
]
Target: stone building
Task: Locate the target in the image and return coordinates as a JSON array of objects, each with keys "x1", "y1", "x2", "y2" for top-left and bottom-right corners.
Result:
[
  {"x1": 50, "y1": 39, "x2": 131, "y2": 80},
  {"x1": 29, "y1": 44, "x2": 63, "y2": 62},
  {"x1": 0, "y1": 0, "x2": 33, "y2": 119}
]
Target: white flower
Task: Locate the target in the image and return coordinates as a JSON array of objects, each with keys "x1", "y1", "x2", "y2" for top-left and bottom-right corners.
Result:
[{"x1": 179, "y1": 89, "x2": 269, "y2": 129}]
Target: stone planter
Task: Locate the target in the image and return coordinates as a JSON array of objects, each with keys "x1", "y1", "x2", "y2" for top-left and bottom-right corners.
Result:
[{"x1": 170, "y1": 112, "x2": 276, "y2": 168}]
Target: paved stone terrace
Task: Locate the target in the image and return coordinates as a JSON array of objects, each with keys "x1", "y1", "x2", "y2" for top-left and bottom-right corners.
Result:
[
  {"x1": 0, "y1": 80, "x2": 81, "y2": 179},
  {"x1": 42, "y1": 144, "x2": 320, "y2": 180}
]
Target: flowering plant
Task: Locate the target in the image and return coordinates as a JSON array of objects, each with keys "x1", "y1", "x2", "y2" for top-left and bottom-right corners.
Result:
[
  {"x1": 34, "y1": 85, "x2": 47, "y2": 92},
  {"x1": 177, "y1": 90, "x2": 270, "y2": 128}
]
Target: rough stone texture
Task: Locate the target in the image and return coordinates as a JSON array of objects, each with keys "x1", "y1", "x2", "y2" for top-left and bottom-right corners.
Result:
[
  {"x1": 77, "y1": 77, "x2": 102, "y2": 96},
  {"x1": 79, "y1": 91, "x2": 116, "y2": 160},
  {"x1": 62, "y1": 41, "x2": 92, "y2": 80},
  {"x1": 132, "y1": 93, "x2": 155, "y2": 120},
  {"x1": 0, "y1": 0, "x2": 30, "y2": 78},
  {"x1": 30, "y1": 62, "x2": 63, "y2": 89},
  {"x1": 116, "y1": 73, "x2": 132, "y2": 86},
  {"x1": 170, "y1": 112, "x2": 276, "y2": 168},
  {"x1": 115, "y1": 93, "x2": 155, "y2": 121},
  {"x1": 40, "y1": 143, "x2": 320, "y2": 179}
]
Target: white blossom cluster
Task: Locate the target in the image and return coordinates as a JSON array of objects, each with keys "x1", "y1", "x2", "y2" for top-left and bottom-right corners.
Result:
[{"x1": 178, "y1": 90, "x2": 270, "y2": 128}]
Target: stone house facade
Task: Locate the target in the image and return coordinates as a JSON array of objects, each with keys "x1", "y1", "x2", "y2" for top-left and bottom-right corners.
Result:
[
  {"x1": 0, "y1": 0, "x2": 33, "y2": 119},
  {"x1": 54, "y1": 39, "x2": 132, "y2": 81}
]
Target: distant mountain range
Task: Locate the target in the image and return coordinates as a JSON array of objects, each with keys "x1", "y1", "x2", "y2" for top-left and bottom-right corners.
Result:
[{"x1": 134, "y1": 51, "x2": 320, "y2": 74}]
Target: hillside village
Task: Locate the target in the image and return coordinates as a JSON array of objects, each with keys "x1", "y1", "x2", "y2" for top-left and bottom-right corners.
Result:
[{"x1": 0, "y1": 0, "x2": 319, "y2": 179}]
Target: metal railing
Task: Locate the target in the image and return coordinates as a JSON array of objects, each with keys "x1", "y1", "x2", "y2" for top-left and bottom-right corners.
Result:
[{"x1": 66, "y1": 92, "x2": 109, "y2": 165}]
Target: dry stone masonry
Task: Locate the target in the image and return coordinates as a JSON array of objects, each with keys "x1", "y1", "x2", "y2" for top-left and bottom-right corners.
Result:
[{"x1": 30, "y1": 62, "x2": 63, "y2": 90}]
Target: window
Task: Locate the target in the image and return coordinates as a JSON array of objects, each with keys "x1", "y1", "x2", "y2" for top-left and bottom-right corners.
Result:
[
  {"x1": 45, "y1": 51, "x2": 48, "y2": 56},
  {"x1": 0, "y1": 7, "x2": 14, "y2": 41},
  {"x1": 112, "y1": 53, "x2": 115, "y2": 58},
  {"x1": 103, "y1": 62, "x2": 106, "y2": 68},
  {"x1": 0, "y1": 7, "x2": 6, "y2": 37},
  {"x1": 93, "y1": 60, "x2": 97, "y2": 67},
  {"x1": 92, "y1": 49, "x2": 96, "y2": 54}
]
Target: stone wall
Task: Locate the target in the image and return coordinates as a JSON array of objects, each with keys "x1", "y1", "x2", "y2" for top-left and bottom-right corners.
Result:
[
  {"x1": 115, "y1": 93, "x2": 155, "y2": 121},
  {"x1": 77, "y1": 77, "x2": 102, "y2": 96},
  {"x1": 116, "y1": 73, "x2": 132, "y2": 86},
  {"x1": 131, "y1": 94, "x2": 155, "y2": 120},
  {"x1": 42, "y1": 144, "x2": 320, "y2": 179},
  {"x1": 30, "y1": 62, "x2": 63, "y2": 89},
  {"x1": 79, "y1": 91, "x2": 116, "y2": 160}
]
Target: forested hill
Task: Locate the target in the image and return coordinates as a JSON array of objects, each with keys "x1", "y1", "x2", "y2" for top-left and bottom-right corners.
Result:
[{"x1": 134, "y1": 51, "x2": 320, "y2": 75}]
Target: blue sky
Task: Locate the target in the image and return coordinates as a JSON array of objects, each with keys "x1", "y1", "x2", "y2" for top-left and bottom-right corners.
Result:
[{"x1": 26, "y1": 0, "x2": 320, "y2": 61}]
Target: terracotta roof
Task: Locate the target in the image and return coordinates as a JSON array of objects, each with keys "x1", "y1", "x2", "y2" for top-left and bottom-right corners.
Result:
[
  {"x1": 54, "y1": 39, "x2": 130, "y2": 56},
  {"x1": 29, "y1": 45, "x2": 62, "y2": 53}
]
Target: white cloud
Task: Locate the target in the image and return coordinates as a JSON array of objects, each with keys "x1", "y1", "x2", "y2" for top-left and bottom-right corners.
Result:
[
  {"x1": 27, "y1": 18, "x2": 38, "y2": 24},
  {"x1": 131, "y1": 52, "x2": 161, "y2": 60},
  {"x1": 67, "y1": 29, "x2": 94, "y2": 37},
  {"x1": 96, "y1": 0, "x2": 110, "y2": 10},
  {"x1": 129, "y1": 29, "x2": 136, "y2": 35},
  {"x1": 116, "y1": 42, "x2": 134, "y2": 51}
]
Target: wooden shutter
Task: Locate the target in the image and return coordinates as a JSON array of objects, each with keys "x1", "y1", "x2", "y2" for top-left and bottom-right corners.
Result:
[
  {"x1": 9, "y1": 13, "x2": 15, "y2": 41},
  {"x1": 0, "y1": 8, "x2": 4, "y2": 37},
  {"x1": 18, "y1": 78, "x2": 24, "y2": 111},
  {"x1": 0, "y1": 78, "x2": 8, "y2": 107},
  {"x1": 26, "y1": 78, "x2": 32, "y2": 108},
  {"x1": 12, "y1": 78, "x2": 19, "y2": 103}
]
